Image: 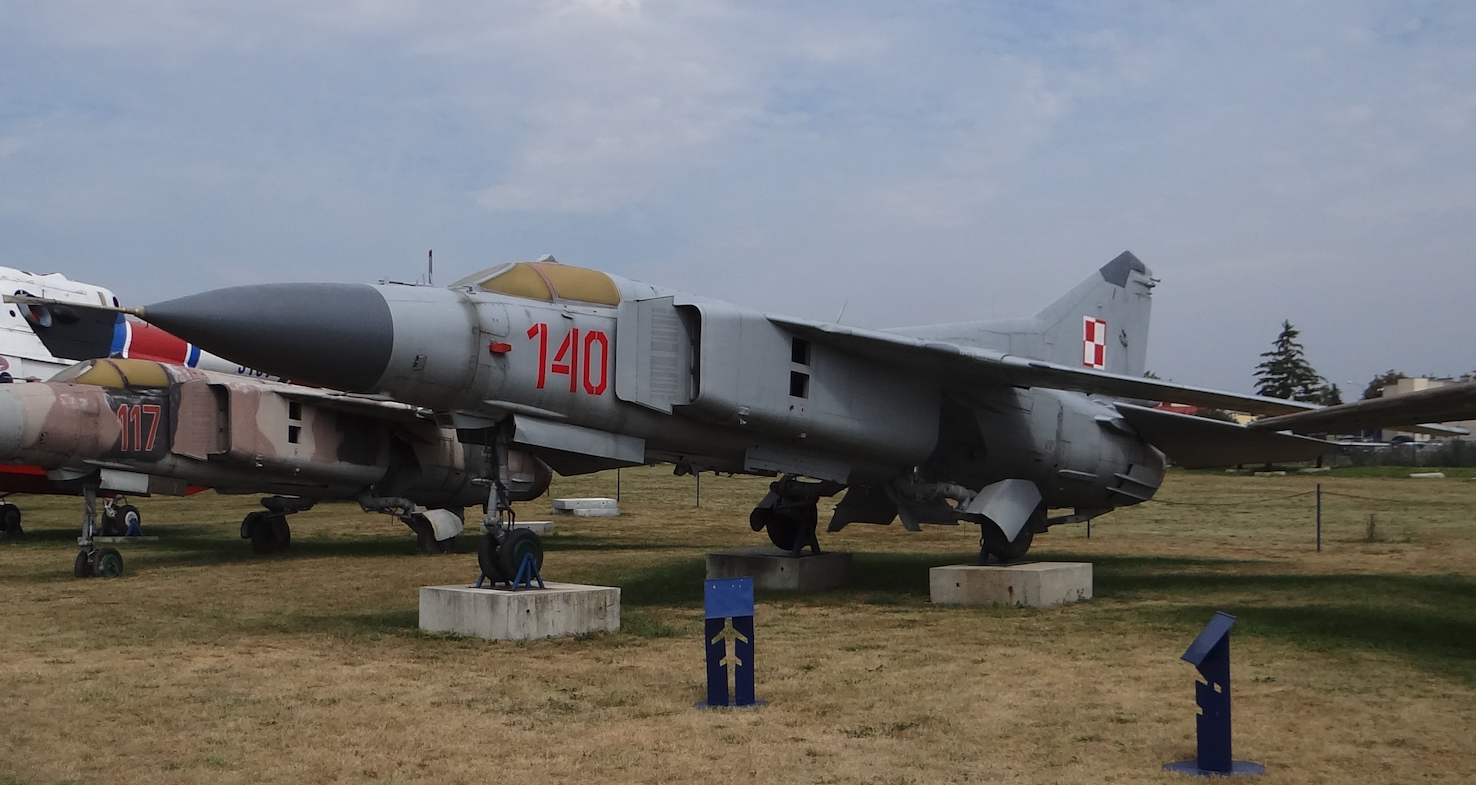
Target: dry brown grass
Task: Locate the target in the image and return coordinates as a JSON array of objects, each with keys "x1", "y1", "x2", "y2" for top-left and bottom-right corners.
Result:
[{"x1": 2, "y1": 467, "x2": 1475, "y2": 784}]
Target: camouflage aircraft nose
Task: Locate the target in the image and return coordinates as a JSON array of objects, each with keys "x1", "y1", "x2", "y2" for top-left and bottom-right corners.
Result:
[
  {"x1": 143, "y1": 283, "x2": 394, "y2": 392},
  {"x1": 0, "y1": 384, "x2": 25, "y2": 458}
]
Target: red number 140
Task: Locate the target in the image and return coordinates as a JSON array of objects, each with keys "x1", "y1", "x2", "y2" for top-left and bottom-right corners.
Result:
[{"x1": 526, "y1": 323, "x2": 609, "y2": 395}]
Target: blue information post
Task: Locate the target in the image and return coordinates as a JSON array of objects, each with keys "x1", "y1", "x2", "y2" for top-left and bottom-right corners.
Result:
[
  {"x1": 699, "y1": 577, "x2": 764, "y2": 708},
  {"x1": 1164, "y1": 611, "x2": 1264, "y2": 777}
]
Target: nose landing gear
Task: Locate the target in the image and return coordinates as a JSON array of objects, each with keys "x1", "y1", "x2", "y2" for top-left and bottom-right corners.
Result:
[
  {"x1": 472, "y1": 421, "x2": 545, "y2": 587},
  {"x1": 72, "y1": 485, "x2": 125, "y2": 578}
]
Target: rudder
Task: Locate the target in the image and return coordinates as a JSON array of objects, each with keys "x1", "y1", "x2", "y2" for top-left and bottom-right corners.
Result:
[{"x1": 1032, "y1": 251, "x2": 1155, "y2": 377}]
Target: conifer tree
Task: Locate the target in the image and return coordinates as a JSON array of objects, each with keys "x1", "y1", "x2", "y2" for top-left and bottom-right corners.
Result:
[
  {"x1": 1253, "y1": 320, "x2": 1327, "y2": 402},
  {"x1": 1361, "y1": 370, "x2": 1406, "y2": 400}
]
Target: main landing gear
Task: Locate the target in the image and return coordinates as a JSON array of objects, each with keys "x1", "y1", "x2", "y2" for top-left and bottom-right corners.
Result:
[
  {"x1": 0, "y1": 499, "x2": 22, "y2": 538},
  {"x1": 239, "y1": 496, "x2": 316, "y2": 555},
  {"x1": 971, "y1": 504, "x2": 1047, "y2": 564},
  {"x1": 977, "y1": 519, "x2": 1035, "y2": 564},
  {"x1": 749, "y1": 476, "x2": 844, "y2": 556}
]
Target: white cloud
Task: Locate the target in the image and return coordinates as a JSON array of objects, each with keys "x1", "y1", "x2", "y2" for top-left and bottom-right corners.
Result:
[{"x1": 2, "y1": 1, "x2": 1475, "y2": 391}]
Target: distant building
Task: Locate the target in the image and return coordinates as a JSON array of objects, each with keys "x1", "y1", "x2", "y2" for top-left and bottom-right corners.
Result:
[{"x1": 1380, "y1": 376, "x2": 1476, "y2": 442}]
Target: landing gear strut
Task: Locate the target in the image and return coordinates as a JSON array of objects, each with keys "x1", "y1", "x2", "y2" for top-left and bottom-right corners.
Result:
[
  {"x1": 749, "y1": 476, "x2": 843, "y2": 556},
  {"x1": 473, "y1": 421, "x2": 544, "y2": 585},
  {"x1": 73, "y1": 485, "x2": 123, "y2": 578}
]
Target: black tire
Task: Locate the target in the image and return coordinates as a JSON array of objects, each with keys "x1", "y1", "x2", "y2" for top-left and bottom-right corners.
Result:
[
  {"x1": 477, "y1": 532, "x2": 505, "y2": 582},
  {"x1": 240, "y1": 511, "x2": 262, "y2": 539},
  {"x1": 980, "y1": 520, "x2": 1035, "y2": 563},
  {"x1": 117, "y1": 505, "x2": 141, "y2": 536},
  {"x1": 248, "y1": 512, "x2": 289, "y2": 554},
  {"x1": 755, "y1": 508, "x2": 800, "y2": 551},
  {"x1": 0, "y1": 503, "x2": 21, "y2": 536},
  {"x1": 270, "y1": 515, "x2": 291, "y2": 552},
  {"x1": 74, "y1": 550, "x2": 93, "y2": 578},
  {"x1": 94, "y1": 547, "x2": 124, "y2": 578},
  {"x1": 497, "y1": 528, "x2": 544, "y2": 582},
  {"x1": 407, "y1": 514, "x2": 456, "y2": 555},
  {"x1": 748, "y1": 507, "x2": 773, "y2": 533}
]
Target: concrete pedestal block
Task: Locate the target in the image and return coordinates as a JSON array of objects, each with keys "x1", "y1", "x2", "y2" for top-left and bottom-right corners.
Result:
[
  {"x1": 930, "y1": 562, "x2": 1092, "y2": 608},
  {"x1": 552, "y1": 498, "x2": 620, "y2": 517},
  {"x1": 706, "y1": 547, "x2": 852, "y2": 591},
  {"x1": 419, "y1": 583, "x2": 620, "y2": 641},
  {"x1": 513, "y1": 520, "x2": 556, "y2": 533}
]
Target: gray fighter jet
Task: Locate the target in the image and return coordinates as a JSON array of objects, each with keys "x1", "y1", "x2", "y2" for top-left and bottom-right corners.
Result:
[{"x1": 37, "y1": 252, "x2": 1467, "y2": 572}]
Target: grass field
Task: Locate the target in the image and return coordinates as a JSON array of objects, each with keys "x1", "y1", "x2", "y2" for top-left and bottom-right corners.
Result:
[{"x1": 2, "y1": 467, "x2": 1474, "y2": 784}]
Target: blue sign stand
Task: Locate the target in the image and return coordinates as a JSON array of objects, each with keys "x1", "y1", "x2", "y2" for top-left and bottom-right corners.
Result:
[
  {"x1": 1164, "y1": 612, "x2": 1265, "y2": 777},
  {"x1": 473, "y1": 554, "x2": 545, "y2": 591},
  {"x1": 697, "y1": 577, "x2": 766, "y2": 709}
]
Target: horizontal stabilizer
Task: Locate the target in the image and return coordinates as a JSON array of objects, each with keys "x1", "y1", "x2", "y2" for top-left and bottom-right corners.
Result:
[
  {"x1": 1115, "y1": 403, "x2": 1331, "y2": 469},
  {"x1": 771, "y1": 315, "x2": 1319, "y2": 416},
  {"x1": 1247, "y1": 381, "x2": 1476, "y2": 436}
]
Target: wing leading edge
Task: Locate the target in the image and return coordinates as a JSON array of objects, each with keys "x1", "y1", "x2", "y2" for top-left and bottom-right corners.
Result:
[
  {"x1": 769, "y1": 315, "x2": 1319, "y2": 417},
  {"x1": 1247, "y1": 380, "x2": 1475, "y2": 436}
]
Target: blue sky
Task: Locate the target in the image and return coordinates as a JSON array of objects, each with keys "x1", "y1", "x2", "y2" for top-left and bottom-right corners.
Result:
[{"x1": 2, "y1": 1, "x2": 1473, "y2": 394}]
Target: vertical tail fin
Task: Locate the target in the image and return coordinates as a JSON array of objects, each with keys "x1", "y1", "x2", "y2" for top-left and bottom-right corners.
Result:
[
  {"x1": 1031, "y1": 251, "x2": 1155, "y2": 377},
  {"x1": 889, "y1": 251, "x2": 1155, "y2": 377}
]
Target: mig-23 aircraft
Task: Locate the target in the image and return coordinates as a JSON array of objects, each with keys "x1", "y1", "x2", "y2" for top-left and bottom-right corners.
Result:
[
  {"x1": 0, "y1": 264, "x2": 297, "y2": 538},
  {"x1": 0, "y1": 356, "x2": 551, "y2": 577},
  {"x1": 21, "y1": 252, "x2": 1468, "y2": 578}
]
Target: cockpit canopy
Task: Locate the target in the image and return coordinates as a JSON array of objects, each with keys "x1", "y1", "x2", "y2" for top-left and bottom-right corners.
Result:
[
  {"x1": 455, "y1": 258, "x2": 620, "y2": 307},
  {"x1": 50, "y1": 358, "x2": 172, "y2": 389}
]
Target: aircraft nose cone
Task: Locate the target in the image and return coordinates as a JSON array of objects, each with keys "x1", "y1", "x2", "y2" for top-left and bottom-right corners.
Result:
[{"x1": 144, "y1": 283, "x2": 394, "y2": 392}]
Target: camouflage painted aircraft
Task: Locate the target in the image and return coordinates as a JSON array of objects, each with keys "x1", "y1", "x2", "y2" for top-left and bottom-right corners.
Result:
[
  {"x1": 0, "y1": 357, "x2": 550, "y2": 577},
  {"x1": 0, "y1": 264, "x2": 293, "y2": 537},
  {"x1": 17, "y1": 252, "x2": 1469, "y2": 579}
]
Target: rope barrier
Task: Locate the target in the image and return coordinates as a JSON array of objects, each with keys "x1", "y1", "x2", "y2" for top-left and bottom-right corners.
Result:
[
  {"x1": 1145, "y1": 488, "x2": 1469, "y2": 508},
  {"x1": 1146, "y1": 491, "x2": 1317, "y2": 507}
]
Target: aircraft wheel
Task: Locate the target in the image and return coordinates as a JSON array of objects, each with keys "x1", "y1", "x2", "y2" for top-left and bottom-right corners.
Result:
[
  {"x1": 92, "y1": 547, "x2": 124, "y2": 578},
  {"x1": 758, "y1": 510, "x2": 799, "y2": 551},
  {"x1": 980, "y1": 521, "x2": 1034, "y2": 563},
  {"x1": 497, "y1": 528, "x2": 544, "y2": 581},
  {"x1": 270, "y1": 515, "x2": 291, "y2": 552},
  {"x1": 407, "y1": 514, "x2": 456, "y2": 555},
  {"x1": 74, "y1": 551, "x2": 93, "y2": 578},
  {"x1": 248, "y1": 512, "x2": 290, "y2": 554},
  {"x1": 116, "y1": 505, "x2": 141, "y2": 536},
  {"x1": 477, "y1": 532, "x2": 506, "y2": 582},
  {"x1": 748, "y1": 507, "x2": 773, "y2": 533},
  {"x1": 0, "y1": 503, "x2": 22, "y2": 536}
]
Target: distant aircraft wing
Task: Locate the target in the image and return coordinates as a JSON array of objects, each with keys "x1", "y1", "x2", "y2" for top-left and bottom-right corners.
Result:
[
  {"x1": 770, "y1": 316, "x2": 1318, "y2": 417},
  {"x1": 1113, "y1": 404, "x2": 1331, "y2": 468},
  {"x1": 1246, "y1": 381, "x2": 1476, "y2": 436},
  {"x1": 273, "y1": 387, "x2": 431, "y2": 423}
]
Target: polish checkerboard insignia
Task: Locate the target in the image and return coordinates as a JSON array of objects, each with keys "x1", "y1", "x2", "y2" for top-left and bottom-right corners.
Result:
[{"x1": 1083, "y1": 316, "x2": 1107, "y2": 369}]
